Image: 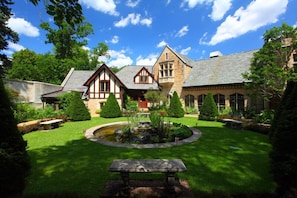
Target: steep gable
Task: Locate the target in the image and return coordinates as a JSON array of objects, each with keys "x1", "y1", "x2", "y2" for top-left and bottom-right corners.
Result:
[
  {"x1": 84, "y1": 64, "x2": 125, "y2": 99},
  {"x1": 117, "y1": 65, "x2": 159, "y2": 90}
]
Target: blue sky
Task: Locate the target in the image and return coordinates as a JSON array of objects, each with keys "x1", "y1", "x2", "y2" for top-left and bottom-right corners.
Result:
[{"x1": 5, "y1": 0, "x2": 297, "y2": 67}]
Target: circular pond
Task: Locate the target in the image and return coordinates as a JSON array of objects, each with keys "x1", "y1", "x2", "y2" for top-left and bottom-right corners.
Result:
[{"x1": 84, "y1": 121, "x2": 202, "y2": 148}]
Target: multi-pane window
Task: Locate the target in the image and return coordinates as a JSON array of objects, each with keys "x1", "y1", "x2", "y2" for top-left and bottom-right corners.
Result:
[
  {"x1": 213, "y1": 93, "x2": 225, "y2": 110},
  {"x1": 140, "y1": 75, "x2": 148, "y2": 83},
  {"x1": 100, "y1": 80, "x2": 110, "y2": 92},
  {"x1": 159, "y1": 63, "x2": 173, "y2": 78},
  {"x1": 185, "y1": 94, "x2": 194, "y2": 108},
  {"x1": 230, "y1": 93, "x2": 244, "y2": 112},
  {"x1": 198, "y1": 94, "x2": 206, "y2": 108}
]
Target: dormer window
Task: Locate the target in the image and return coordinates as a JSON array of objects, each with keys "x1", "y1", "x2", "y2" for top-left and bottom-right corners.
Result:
[{"x1": 159, "y1": 62, "x2": 173, "y2": 77}]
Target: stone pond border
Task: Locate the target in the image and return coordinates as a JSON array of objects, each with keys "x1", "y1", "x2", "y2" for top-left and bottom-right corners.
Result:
[{"x1": 84, "y1": 121, "x2": 202, "y2": 148}]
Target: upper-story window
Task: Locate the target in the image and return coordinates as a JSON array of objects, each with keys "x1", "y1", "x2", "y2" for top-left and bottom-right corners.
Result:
[
  {"x1": 100, "y1": 80, "x2": 110, "y2": 92},
  {"x1": 165, "y1": 52, "x2": 168, "y2": 60},
  {"x1": 139, "y1": 75, "x2": 148, "y2": 83},
  {"x1": 159, "y1": 63, "x2": 173, "y2": 78}
]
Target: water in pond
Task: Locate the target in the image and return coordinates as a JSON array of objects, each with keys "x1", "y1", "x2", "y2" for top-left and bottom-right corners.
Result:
[{"x1": 93, "y1": 122, "x2": 164, "y2": 144}]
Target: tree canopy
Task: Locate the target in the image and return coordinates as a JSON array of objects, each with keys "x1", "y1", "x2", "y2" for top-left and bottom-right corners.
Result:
[
  {"x1": 243, "y1": 23, "x2": 297, "y2": 103},
  {"x1": 0, "y1": 0, "x2": 18, "y2": 77}
]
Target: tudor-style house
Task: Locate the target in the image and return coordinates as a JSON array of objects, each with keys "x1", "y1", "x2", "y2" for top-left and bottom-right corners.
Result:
[{"x1": 42, "y1": 45, "x2": 268, "y2": 116}]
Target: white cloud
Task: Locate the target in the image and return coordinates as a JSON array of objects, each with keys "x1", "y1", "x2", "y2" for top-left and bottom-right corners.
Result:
[
  {"x1": 210, "y1": 0, "x2": 232, "y2": 21},
  {"x1": 175, "y1": 25, "x2": 189, "y2": 37},
  {"x1": 203, "y1": 0, "x2": 288, "y2": 45},
  {"x1": 80, "y1": 0, "x2": 119, "y2": 16},
  {"x1": 181, "y1": 0, "x2": 212, "y2": 9},
  {"x1": 136, "y1": 54, "x2": 158, "y2": 65},
  {"x1": 106, "y1": 35, "x2": 119, "y2": 44},
  {"x1": 8, "y1": 17, "x2": 39, "y2": 37},
  {"x1": 126, "y1": 0, "x2": 141, "y2": 7},
  {"x1": 157, "y1": 40, "x2": 167, "y2": 48},
  {"x1": 180, "y1": 47, "x2": 191, "y2": 55},
  {"x1": 114, "y1": 13, "x2": 152, "y2": 27},
  {"x1": 102, "y1": 49, "x2": 133, "y2": 67},
  {"x1": 166, "y1": 0, "x2": 171, "y2": 5},
  {"x1": 9, "y1": 41, "x2": 25, "y2": 51}
]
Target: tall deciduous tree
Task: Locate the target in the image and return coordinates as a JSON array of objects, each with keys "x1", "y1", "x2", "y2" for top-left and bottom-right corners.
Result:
[
  {"x1": 0, "y1": 0, "x2": 18, "y2": 77},
  {"x1": 243, "y1": 23, "x2": 297, "y2": 105},
  {"x1": 29, "y1": 0, "x2": 93, "y2": 59}
]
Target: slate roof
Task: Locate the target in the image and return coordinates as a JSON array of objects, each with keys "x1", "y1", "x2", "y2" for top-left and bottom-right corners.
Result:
[
  {"x1": 183, "y1": 50, "x2": 257, "y2": 87},
  {"x1": 116, "y1": 65, "x2": 159, "y2": 90},
  {"x1": 42, "y1": 70, "x2": 94, "y2": 98}
]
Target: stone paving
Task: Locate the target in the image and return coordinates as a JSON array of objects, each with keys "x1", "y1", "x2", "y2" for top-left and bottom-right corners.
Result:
[{"x1": 84, "y1": 121, "x2": 202, "y2": 148}]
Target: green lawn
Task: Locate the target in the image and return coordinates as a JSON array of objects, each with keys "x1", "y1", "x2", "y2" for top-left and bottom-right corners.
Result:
[{"x1": 23, "y1": 116, "x2": 275, "y2": 197}]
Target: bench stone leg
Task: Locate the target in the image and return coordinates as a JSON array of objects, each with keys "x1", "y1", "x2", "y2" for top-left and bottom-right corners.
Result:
[
  {"x1": 120, "y1": 172, "x2": 130, "y2": 186},
  {"x1": 165, "y1": 172, "x2": 176, "y2": 186}
]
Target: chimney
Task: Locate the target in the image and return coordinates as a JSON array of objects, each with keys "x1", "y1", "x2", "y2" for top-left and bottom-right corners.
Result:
[{"x1": 209, "y1": 51, "x2": 223, "y2": 58}]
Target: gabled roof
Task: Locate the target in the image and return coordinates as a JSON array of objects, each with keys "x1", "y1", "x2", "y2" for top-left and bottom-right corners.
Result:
[
  {"x1": 83, "y1": 64, "x2": 125, "y2": 87},
  {"x1": 183, "y1": 50, "x2": 257, "y2": 87},
  {"x1": 165, "y1": 45, "x2": 196, "y2": 67},
  {"x1": 116, "y1": 65, "x2": 159, "y2": 90}
]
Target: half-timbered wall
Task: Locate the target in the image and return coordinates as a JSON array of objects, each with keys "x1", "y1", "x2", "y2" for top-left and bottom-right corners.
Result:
[
  {"x1": 88, "y1": 69, "x2": 121, "y2": 99},
  {"x1": 134, "y1": 68, "x2": 153, "y2": 84}
]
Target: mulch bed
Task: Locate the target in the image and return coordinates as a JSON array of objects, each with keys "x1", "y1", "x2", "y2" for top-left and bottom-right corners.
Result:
[{"x1": 101, "y1": 179, "x2": 193, "y2": 197}]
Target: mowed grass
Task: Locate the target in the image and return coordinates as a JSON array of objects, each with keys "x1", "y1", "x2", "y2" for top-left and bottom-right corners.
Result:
[{"x1": 23, "y1": 116, "x2": 275, "y2": 197}]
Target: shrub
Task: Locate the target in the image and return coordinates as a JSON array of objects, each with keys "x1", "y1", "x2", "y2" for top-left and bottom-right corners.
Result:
[
  {"x1": 185, "y1": 106, "x2": 198, "y2": 114},
  {"x1": 125, "y1": 96, "x2": 139, "y2": 112},
  {"x1": 67, "y1": 91, "x2": 91, "y2": 121},
  {"x1": 270, "y1": 81, "x2": 297, "y2": 197},
  {"x1": 100, "y1": 93, "x2": 122, "y2": 118},
  {"x1": 254, "y1": 109, "x2": 275, "y2": 124},
  {"x1": 167, "y1": 91, "x2": 184, "y2": 118},
  {"x1": 0, "y1": 79, "x2": 30, "y2": 197},
  {"x1": 170, "y1": 123, "x2": 192, "y2": 140},
  {"x1": 199, "y1": 92, "x2": 218, "y2": 121},
  {"x1": 58, "y1": 92, "x2": 73, "y2": 116}
]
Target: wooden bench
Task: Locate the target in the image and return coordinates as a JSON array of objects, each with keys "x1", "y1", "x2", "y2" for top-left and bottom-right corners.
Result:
[
  {"x1": 222, "y1": 119, "x2": 243, "y2": 129},
  {"x1": 109, "y1": 159, "x2": 187, "y2": 186},
  {"x1": 40, "y1": 119, "x2": 63, "y2": 130}
]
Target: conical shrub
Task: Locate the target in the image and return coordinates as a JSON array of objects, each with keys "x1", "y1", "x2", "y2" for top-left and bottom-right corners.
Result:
[
  {"x1": 67, "y1": 91, "x2": 91, "y2": 121},
  {"x1": 167, "y1": 91, "x2": 184, "y2": 118},
  {"x1": 100, "y1": 93, "x2": 122, "y2": 118},
  {"x1": 199, "y1": 92, "x2": 218, "y2": 121}
]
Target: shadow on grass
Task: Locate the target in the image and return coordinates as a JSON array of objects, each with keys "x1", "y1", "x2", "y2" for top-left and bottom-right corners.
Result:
[{"x1": 24, "y1": 124, "x2": 275, "y2": 197}]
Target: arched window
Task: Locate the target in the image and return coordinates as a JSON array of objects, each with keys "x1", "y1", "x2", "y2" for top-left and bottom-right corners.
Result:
[
  {"x1": 185, "y1": 94, "x2": 194, "y2": 108},
  {"x1": 213, "y1": 93, "x2": 225, "y2": 110},
  {"x1": 230, "y1": 93, "x2": 244, "y2": 111},
  {"x1": 198, "y1": 94, "x2": 206, "y2": 108}
]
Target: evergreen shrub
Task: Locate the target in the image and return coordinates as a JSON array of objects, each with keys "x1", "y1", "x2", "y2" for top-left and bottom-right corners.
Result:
[
  {"x1": 270, "y1": 81, "x2": 297, "y2": 198},
  {"x1": 167, "y1": 91, "x2": 184, "y2": 118},
  {"x1": 0, "y1": 79, "x2": 31, "y2": 197},
  {"x1": 100, "y1": 93, "x2": 122, "y2": 118},
  {"x1": 67, "y1": 91, "x2": 91, "y2": 121},
  {"x1": 199, "y1": 92, "x2": 218, "y2": 121}
]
